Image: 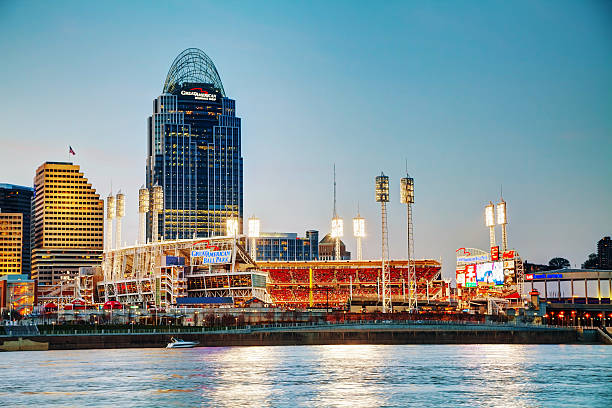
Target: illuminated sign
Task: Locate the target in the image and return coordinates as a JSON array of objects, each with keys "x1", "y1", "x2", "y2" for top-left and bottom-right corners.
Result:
[
  {"x1": 456, "y1": 272, "x2": 466, "y2": 286},
  {"x1": 502, "y1": 250, "x2": 515, "y2": 259},
  {"x1": 491, "y1": 246, "x2": 499, "y2": 261},
  {"x1": 465, "y1": 265, "x2": 477, "y2": 287},
  {"x1": 191, "y1": 249, "x2": 232, "y2": 264},
  {"x1": 476, "y1": 262, "x2": 504, "y2": 285},
  {"x1": 529, "y1": 273, "x2": 563, "y2": 280},
  {"x1": 503, "y1": 260, "x2": 515, "y2": 269},
  {"x1": 457, "y1": 254, "x2": 489, "y2": 263},
  {"x1": 180, "y1": 88, "x2": 217, "y2": 101}
]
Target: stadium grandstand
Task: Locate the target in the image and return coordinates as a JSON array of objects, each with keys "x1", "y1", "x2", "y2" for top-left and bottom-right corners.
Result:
[{"x1": 260, "y1": 259, "x2": 444, "y2": 309}]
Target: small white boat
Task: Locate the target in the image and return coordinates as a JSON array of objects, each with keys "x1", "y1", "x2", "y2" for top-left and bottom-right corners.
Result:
[{"x1": 166, "y1": 337, "x2": 199, "y2": 348}]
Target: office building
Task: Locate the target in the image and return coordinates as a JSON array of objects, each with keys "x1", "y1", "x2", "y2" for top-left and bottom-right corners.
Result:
[
  {"x1": 598, "y1": 236, "x2": 612, "y2": 270},
  {"x1": 0, "y1": 184, "x2": 34, "y2": 276},
  {"x1": 146, "y1": 48, "x2": 243, "y2": 240},
  {"x1": 31, "y1": 162, "x2": 104, "y2": 285},
  {"x1": 0, "y1": 213, "x2": 22, "y2": 275},
  {"x1": 254, "y1": 230, "x2": 319, "y2": 261},
  {"x1": 319, "y1": 233, "x2": 351, "y2": 260}
]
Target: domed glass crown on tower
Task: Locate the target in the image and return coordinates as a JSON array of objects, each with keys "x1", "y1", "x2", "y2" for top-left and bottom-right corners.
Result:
[
  {"x1": 163, "y1": 48, "x2": 226, "y2": 96},
  {"x1": 146, "y1": 48, "x2": 243, "y2": 241}
]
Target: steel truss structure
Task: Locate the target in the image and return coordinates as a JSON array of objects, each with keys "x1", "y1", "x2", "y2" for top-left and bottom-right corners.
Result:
[
  {"x1": 163, "y1": 48, "x2": 226, "y2": 95},
  {"x1": 99, "y1": 236, "x2": 271, "y2": 308}
]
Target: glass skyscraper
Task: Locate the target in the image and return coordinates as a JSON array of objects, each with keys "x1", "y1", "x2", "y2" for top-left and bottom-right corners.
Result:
[
  {"x1": 0, "y1": 184, "x2": 34, "y2": 276},
  {"x1": 146, "y1": 48, "x2": 243, "y2": 240}
]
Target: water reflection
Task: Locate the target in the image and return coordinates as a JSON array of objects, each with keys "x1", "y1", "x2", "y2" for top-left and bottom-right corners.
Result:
[{"x1": 0, "y1": 345, "x2": 610, "y2": 407}]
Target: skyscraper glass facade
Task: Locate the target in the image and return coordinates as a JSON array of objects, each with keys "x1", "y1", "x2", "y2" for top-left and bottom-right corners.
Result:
[
  {"x1": 0, "y1": 184, "x2": 34, "y2": 276},
  {"x1": 146, "y1": 49, "x2": 243, "y2": 240},
  {"x1": 254, "y1": 230, "x2": 319, "y2": 261}
]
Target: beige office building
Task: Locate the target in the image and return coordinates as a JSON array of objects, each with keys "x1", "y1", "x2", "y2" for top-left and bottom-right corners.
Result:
[
  {"x1": 31, "y1": 162, "x2": 104, "y2": 285},
  {"x1": 0, "y1": 213, "x2": 22, "y2": 275}
]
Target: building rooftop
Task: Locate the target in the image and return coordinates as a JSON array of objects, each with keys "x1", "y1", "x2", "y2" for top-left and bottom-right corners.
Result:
[
  {"x1": 0, "y1": 184, "x2": 33, "y2": 191},
  {"x1": 163, "y1": 48, "x2": 225, "y2": 96}
]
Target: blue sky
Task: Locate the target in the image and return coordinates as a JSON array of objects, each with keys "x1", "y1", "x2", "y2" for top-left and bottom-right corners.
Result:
[{"x1": 0, "y1": 1, "x2": 610, "y2": 278}]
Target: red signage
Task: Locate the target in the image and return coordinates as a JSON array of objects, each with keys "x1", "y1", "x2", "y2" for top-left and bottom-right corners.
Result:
[
  {"x1": 502, "y1": 250, "x2": 515, "y2": 259},
  {"x1": 525, "y1": 274, "x2": 534, "y2": 280},
  {"x1": 465, "y1": 265, "x2": 477, "y2": 284},
  {"x1": 192, "y1": 239, "x2": 219, "y2": 251},
  {"x1": 491, "y1": 246, "x2": 500, "y2": 261}
]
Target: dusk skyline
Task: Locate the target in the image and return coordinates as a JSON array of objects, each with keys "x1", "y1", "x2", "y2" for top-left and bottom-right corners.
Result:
[{"x1": 1, "y1": 1, "x2": 611, "y2": 279}]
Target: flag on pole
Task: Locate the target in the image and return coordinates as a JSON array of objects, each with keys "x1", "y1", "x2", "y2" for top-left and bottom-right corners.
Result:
[{"x1": 69, "y1": 146, "x2": 75, "y2": 155}]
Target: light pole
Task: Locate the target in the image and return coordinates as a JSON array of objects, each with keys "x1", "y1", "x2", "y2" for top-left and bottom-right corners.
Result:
[
  {"x1": 353, "y1": 213, "x2": 365, "y2": 261},
  {"x1": 375, "y1": 173, "x2": 391, "y2": 313},
  {"x1": 247, "y1": 216, "x2": 260, "y2": 261},
  {"x1": 400, "y1": 175, "x2": 417, "y2": 312},
  {"x1": 485, "y1": 202, "x2": 496, "y2": 249}
]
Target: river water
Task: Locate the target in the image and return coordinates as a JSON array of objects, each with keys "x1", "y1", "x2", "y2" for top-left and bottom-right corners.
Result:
[{"x1": 1, "y1": 344, "x2": 611, "y2": 407}]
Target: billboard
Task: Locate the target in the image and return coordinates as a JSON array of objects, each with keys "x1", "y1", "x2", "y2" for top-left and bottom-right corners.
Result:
[
  {"x1": 464, "y1": 265, "x2": 477, "y2": 287},
  {"x1": 476, "y1": 262, "x2": 504, "y2": 285},
  {"x1": 491, "y1": 246, "x2": 499, "y2": 261},
  {"x1": 191, "y1": 249, "x2": 232, "y2": 264}
]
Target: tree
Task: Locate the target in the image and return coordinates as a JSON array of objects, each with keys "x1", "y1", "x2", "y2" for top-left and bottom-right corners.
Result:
[
  {"x1": 548, "y1": 257, "x2": 570, "y2": 269},
  {"x1": 582, "y1": 253, "x2": 598, "y2": 269}
]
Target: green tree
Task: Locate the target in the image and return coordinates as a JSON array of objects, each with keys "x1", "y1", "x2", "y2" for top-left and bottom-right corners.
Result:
[
  {"x1": 582, "y1": 253, "x2": 598, "y2": 269},
  {"x1": 548, "y1": 257, "x2": 570, "y2": 269}
]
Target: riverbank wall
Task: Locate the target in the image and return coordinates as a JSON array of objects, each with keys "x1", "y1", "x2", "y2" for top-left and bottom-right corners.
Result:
[{"x1": 1, "y1": 323, "x2": 601, "y2": 350}]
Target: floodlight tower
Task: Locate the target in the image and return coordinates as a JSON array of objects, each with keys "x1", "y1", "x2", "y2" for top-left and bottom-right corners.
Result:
[
  {"x1": 226, "y1": 218, "x2": 239, "y2": 237},
  {"x1": 400, "y1": 175, "x2": 417, "y2": 312},
  {"x1": 331, "y1": 165, "x2": 343, "y2": 260},
  {"x1": 375, "y1": 173, "x2": 391, "y2": 313},
  {"x1": 485, "y1": 202, "x2": 496, "y2": 248},
  {"x1": 105, "y1": 194, "x2": 115, "y2": 251},
  {"x1": 115, "y1": 192, "x2": 125, "y2": 249},
  {"x1": 248, "y1": 216, "x2": 260, "y2": 261},
  {"x1": 496, "y1": 199, "x2": 508, "y2": 251},
  {"x1": 353, "y1": 209, "x2": 365, "y2": 261},
  {"x1": 151, "y1": 185, "x2": 163, "y2": 243},
  {"x1": 138, "y1": 186, "x2": 149, "y2": 244}
]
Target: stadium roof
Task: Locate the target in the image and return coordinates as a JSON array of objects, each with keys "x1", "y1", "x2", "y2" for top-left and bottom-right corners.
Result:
[{"x1": 163, "y1": 48, "x2": 225, "y2": 96}]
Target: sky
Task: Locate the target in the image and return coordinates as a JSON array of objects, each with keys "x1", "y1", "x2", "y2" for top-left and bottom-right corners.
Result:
[{"x1": 0, "y1": 1, "x2": 611, "y2": 279}]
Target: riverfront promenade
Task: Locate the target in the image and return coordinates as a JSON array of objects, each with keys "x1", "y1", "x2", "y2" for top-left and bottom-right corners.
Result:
[{"x1": 1, "y1": 321, "x2": 606, "y2": 350}]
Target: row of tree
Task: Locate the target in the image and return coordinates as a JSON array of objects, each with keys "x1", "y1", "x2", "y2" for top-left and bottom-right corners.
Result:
[{"x1": 546, "y1": 254, "x2": 600, "y2": 270}]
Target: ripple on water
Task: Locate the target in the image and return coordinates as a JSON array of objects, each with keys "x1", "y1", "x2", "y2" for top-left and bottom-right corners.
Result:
[{"x1": 0, "y1": 345, "x2": 610, "y2": 408}]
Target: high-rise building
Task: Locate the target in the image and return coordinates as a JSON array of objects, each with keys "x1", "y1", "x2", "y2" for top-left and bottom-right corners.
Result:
[
  {"x1": 0, "y1": 184, "x2": 34, "y2": 276},
  {"x1": 254, "y1": 230, "x2": 319, "y2": 261},
  {"x1": 0, "y1": 213, "x2": 22, "y2": 275},
  {"x1": 31, "y1": 162, "x2": 104, "y2": 285},
  {"x1": 598, "y1": 236, "x2": 612, "y2": 269},
  {"x1": 319, "y1": 233, "x2": 351, "y2": 260},
  {"x1": 146, "y1": 48, "x2": 243, "y2": 241}
]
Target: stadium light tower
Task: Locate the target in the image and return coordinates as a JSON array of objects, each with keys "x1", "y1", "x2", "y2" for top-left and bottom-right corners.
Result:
[
  {"x1": 115, "y1": 191, "x2": 125, "y2": 249},
  {"x1": 151, "y1": 185, "x2": 163, "y2": 243},
  {"x1": 105, "y1": 194, "x2": 115, "y2": 251},
  {"x1": 331, "y1": 164, "x2": 343, "y2": 260},
  {"x1": 353, "y1": 208, "x2": 365, "y2": 261},
  {"x1": 400, "y1": 174, "x2": 417, "y2": 312},
  {"x1": 226, "y1": 218, "x2": 239, "y2": 237},
  {"x1": 138, "y1": 186, "x2": 149, "y2": 245},
  {"x1": 375, "y1": 173, "x2": 391, "y2": 313},
  {"x1": 496, "y1": 199, "x2": 508, "y2": 251},
  {"x1": 485, "y1": 202, "x2": 496, "y2": 248},
  {"x1": 248, "y1": 216, "x2": 260, "y2": 261}
]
